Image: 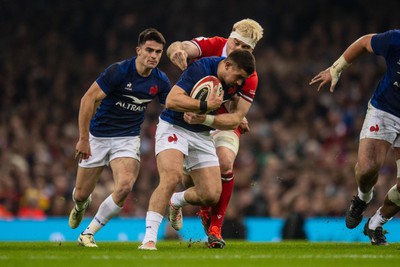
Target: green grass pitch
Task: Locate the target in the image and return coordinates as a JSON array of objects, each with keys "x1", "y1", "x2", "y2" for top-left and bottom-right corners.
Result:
[{"x1": 1, "y1": 241, "x2": 400, "y2": 267}]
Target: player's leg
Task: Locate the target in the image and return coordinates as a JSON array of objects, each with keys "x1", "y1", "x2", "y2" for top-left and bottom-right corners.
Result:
[
  {"x1": 169, "y1": 130, "x2": 221, "y2": 208},
  {"x1": 191, "y1": 167, "x2": 225, "y2": 248},
  {"x1": 210, "y1": 145, "x2": 236, "y2": 229},
  {"x1": 346, "y1": 138, "x2": 390, "y2": 229},
  {"x1": 346, "y1": 105, "x2": 394, "y2": 229},
  {"x1": 70, "y1": 134, "x2": 110, "y2": 231},
  {"x1": 168, "y1": 128, "x2": 222, "y2": 248},
  {"x1": 140, "y1": 149, "x2": 185, "y2": 249},
  {"x1": 380, "y1": 155, "x2": 400, "y2": 220},
  {"x1": 169, "y1": 165, "x2": 222, "y2": 232},
  {"x1": 182, "y1": 172, "x2": 214, "y2": 234},
  {"x1": 140, "y1": 120, "x2": 188, "y2": 250},
  {"x1": 81, "y1": 157, "x2": 140, "y2": 236},
  {"x1": 364, "y1": 148, "x2": 400, "y2": 245},
  {"x1": 182, "y1": 171, "x2": 194, "y2": 189},
  {"x1": 69, "y1": 166, "x2": 102, "y2": 229},
  {"x1": 79, "y1": 136, "x2": 141, "y2": 247},
  {"x1": 181, "y1": 166, "x2": 222, "y2": 206},
  {"x1": 171, "y1": 166, "x2": 224, "y2": 248},
  {"x1": 201, "y1": 130, "x2": 238, "y2": 248}
]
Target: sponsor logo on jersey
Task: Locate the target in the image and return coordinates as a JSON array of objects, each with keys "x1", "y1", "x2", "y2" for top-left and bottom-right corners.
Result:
[
  {"x1": 149, "y1": 85, "x2": 158, "y2": 95},
  {"x1": 124, "y1": 82, "x2": 133, "y2": 91},
  {"x1": 115, "y1": 95, "x2": 152, "y2": 112}
]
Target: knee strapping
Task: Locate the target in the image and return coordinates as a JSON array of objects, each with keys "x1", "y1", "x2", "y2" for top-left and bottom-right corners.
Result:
[{"x1": 388, "y1": 184, "x2": 400, "y2": 207}]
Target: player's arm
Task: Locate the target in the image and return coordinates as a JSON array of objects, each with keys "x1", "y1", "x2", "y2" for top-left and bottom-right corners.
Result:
[
  {"x1": 309, "y1": 34, "x2": 375, "y2": 92},
  {"x1": 166, "y1": 41, "x2": 200, "y2": 71},
  {"x1": 224, "y1": 94, "x2": 239, "y2": 112},
  {"x1": 225, "y1": 95, "x2": 250, "y2": 133},
  {"x1": 75, "y1": 81, "x2": 106, "y2": 161},
  {"x1": 184, "y1": 97, "x2": 251, "y2": 130},
  {"x1": 166, "y1": 84, "x2": 222, "y2": 113}
]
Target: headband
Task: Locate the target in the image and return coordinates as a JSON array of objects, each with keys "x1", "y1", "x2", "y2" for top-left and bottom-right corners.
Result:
[{"x1": 229, "y1": 31, "x2": 256, "y2": 49}]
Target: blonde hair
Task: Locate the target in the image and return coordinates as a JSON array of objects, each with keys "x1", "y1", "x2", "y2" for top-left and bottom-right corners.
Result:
[{"x1": 232, "y1": 19, "x2": 264, "y2": 47}]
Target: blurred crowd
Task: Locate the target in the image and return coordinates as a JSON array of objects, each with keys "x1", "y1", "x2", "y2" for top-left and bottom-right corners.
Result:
[{"x1": 1, "y1": 0, "x2": 400, "y2": 233}]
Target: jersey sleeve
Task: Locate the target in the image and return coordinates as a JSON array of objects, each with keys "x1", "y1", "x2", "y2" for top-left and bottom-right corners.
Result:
[
  {"x1": 157, "y1": 72, "x2": 171, "y2": 105},
  {"x1": 238, "y1": 72, "x2": 258, "y2": 103},
  {"x1": 190, "y1": 36, "x2": 227, "y2": 57},
  {"x1": 96, "y1": 62, "x2": 126, "y2": 95},
  {"x1": 176, "y1": 61, "x2": 207, "y2": 94},
  {"x1": 371, "y1": 30, "x2": 400, "y2": 57}
]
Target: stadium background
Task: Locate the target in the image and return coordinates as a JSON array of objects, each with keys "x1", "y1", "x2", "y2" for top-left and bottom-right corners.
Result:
[{"x1": 1, "y1": 0, "x2": 400, "y2": 241}]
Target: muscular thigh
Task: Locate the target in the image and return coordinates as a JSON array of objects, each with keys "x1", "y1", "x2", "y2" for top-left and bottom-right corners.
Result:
[
  {"x1": 358, "y1": 138, "x2": 391, "y2": 169},
  {"x1": 75, "y1": 166, "x2": 104, "y2": 195},
  {"x1": 110, "y1": 157, "x2": 140, "y2": 187},
  {"x1": 189, "y1": 166, "x2": 222, "y2": 193},
  {"x1": 216, "y1": 146, "x2": 236, "y2": 173},
  {"x1": 157, "y1": 149, "x2": 184, "y2": 176}
]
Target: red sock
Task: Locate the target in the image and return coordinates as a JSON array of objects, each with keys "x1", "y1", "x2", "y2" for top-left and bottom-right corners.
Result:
[
  {"x1": 210, "y1": 172, "x2": 234, "y2": 229},
  {"x1": 200, "y1": 206, "x2": 210, "y2": 212}
]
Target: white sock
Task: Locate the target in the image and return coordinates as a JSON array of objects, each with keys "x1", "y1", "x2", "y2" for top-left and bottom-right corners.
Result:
[
  {"x1": 170, "y1": 191, "x2": 188, "y2": 208},
  {"x1": 358, "y1": 187, "x2": 373, "y2": 203},
  {"x1": 368, "y1": 208, "x2": 391, "y2": 230},
  {"x1": 83, "y1": 194, "x2": 122, "y2": 235},
  {"x1": 142, "y1": 211, "x2": 163, "y2": 244}
]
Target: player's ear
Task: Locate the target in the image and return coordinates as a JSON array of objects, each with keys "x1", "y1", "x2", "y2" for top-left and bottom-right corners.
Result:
[
  {"x1": 225, "y1": 60, "x2": 232, "y2": 70},
  {"x1": 136, "y1": 46, "x2": 141, "y2": 56}
]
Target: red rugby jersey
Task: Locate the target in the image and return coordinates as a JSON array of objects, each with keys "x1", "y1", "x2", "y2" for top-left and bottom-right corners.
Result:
[{"x1": 191, "y1": 36, "x2": 258, "y2": 135}]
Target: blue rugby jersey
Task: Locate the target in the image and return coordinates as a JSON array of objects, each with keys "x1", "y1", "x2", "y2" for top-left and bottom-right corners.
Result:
[
  {"x1": 370, "y1": 30, "x2": 400, "y2": 117},
  {"x1": 160, "y1": 56, "x2": 243, "y2": 132},
  {"x1": 90, "y1": 57, "x2": 170, "y2": 137}
]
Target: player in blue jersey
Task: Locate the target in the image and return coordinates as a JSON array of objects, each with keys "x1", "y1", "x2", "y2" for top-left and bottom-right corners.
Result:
[
  {"x1": 310, "y1": 30, "x2": 400, "y2": 245},
  {"x1": 166, "y1": 19, "x2": 263, "y2": 248},
  {"x1": 68, "y1": 28, "x2": 170, "y2": 247},
  {"x1": 138, "y1": 50, "x2": 256, "y2": 250}
]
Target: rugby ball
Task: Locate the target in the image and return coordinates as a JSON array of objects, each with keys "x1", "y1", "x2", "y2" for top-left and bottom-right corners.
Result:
[{"x1": 190, "y1": 75, "x2": 223, "y2": 101}]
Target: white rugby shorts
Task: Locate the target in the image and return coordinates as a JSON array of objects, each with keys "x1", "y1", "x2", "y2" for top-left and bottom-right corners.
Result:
[
  {"x1": 360, "y1": 102, "x2": 400, "y2": 147},
  {"x1": 79, "y1": 133, "x2": 141, "y2": 168},
  {"x1": 155, "y1": 119, "x2": 219, "y2": 171},
  {"x1": 212, "y1": 130, "x2": 240, "y2": 155}
]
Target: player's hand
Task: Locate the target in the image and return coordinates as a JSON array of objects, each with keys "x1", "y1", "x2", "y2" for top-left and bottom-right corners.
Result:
[
  {"x1": 170, "y1": 50, "x2": 188, "y2": 71},
  {"x1": 309, "y1": 67, "x2": 337, "y2": 93},
  {"x1": 184, "y1": 112, "x2": 206, "y2": 124},
  {"x1": 74, "y1": 139, "x2": 91, "y2": 163},
  {"x1": 239, "y1": 117, "x2": 250, "y2": 134},
  {"x1": 206, "y1": 85, "x2": 224, "y2": 112}
]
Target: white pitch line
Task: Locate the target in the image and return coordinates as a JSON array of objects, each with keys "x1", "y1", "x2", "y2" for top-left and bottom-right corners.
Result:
[{"x1": 2, "y1": 254, "x2": 399, "y2": 261}]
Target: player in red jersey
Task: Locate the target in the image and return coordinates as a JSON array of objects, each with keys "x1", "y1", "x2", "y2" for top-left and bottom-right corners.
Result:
[{"x1": 166, "y1": 19, "x2": 263, "y2": 248}]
